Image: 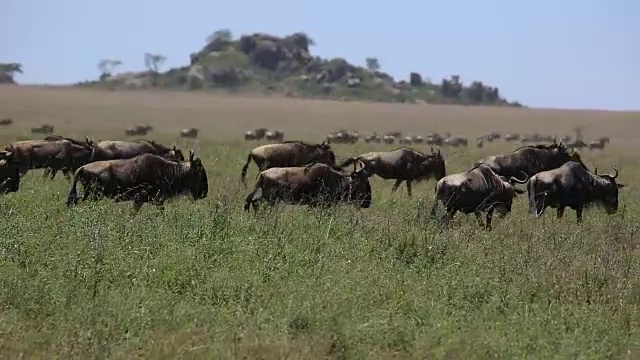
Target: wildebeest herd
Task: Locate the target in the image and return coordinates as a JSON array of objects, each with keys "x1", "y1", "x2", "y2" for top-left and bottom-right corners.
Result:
[{"x1": 0, "y1": 124, "x2": 626, "y2": 229}]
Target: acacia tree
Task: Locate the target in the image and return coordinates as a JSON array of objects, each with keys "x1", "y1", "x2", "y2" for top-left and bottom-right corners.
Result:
[
  {"x1": 0, "y1": 62, "x2": 23, "y2": 84},
  {"x1": 206, "y1": 29, "x2": 233, "y2": 44},
  {"x1": 365, "y1": 57, "x2": 380, "y2": 72},
  {"x1": 97, "y1": 59, "x2": 122, "y2": 81},
  {"x1": 144, "y1": 53, "x2": 166, "y2": 86}
]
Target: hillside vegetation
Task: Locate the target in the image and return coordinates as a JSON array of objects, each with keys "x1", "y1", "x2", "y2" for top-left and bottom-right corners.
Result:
[{"x1": 70, "y1": 30, "x2": 523, "y2": 106}]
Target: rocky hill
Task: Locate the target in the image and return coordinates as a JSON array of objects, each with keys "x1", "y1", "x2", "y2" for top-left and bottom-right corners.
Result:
[{"x1": 79, "y1": 30, "x2": 524, "y2": 107}]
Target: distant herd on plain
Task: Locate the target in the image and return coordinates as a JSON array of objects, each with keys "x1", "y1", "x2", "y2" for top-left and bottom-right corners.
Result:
[{"x1": 0, "y1": 116, "x2": 624, "y2": 230}]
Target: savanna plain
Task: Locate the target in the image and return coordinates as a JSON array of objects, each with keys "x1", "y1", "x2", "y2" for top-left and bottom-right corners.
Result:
[{"x1": 0, "y1": 86, "x2": 638, "y2": 359}]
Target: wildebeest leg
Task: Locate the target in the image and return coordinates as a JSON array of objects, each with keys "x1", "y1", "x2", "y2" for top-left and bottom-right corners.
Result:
[
  {"x1": 575, "y1": 206, "x2": 584, "y2": 223},
  {"x1": 391, "y1": 179, "x2": 403, "y2": 193},
  {"x1": 485, "y1": 206, "x2": 496, "y2": 231},
  {"x1": 132, "y1": 190, "x2": 151, "y2": 214},
  {"x1": 556, "y1": 207, "x2": 565, "y2": 219},
  {"x1": 474, "y1": 211, "x2": 485, "y2": 227},
  {"x1": 430, "y1": 200, "x2": 440, "y2": 216},
  {"x1": 405, "y1": 180, "x2": 413, "y2": 197}
]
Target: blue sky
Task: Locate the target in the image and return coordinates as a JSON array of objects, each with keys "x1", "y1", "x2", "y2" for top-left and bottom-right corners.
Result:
[{"x1": 2, "y1": 0, "x2": 638, "y2": 110}]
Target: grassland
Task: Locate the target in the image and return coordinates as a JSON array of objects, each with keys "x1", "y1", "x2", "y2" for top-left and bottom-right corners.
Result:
[{"x1": 0, "y1": 85, "x2": 638, "y2": 359}]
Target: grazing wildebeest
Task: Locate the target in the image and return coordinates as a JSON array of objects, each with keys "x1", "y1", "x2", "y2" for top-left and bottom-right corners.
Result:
[
  {"x1": 66, "y1": 150, "x2": 208, "y2": 212},
  {"x1": 0, "y1": 118, "x2": 13, "y2": 126},
  {"x1": 527, "y1": 162, "x2": 625, "y2": 223},
  {"x1": 244, "y1": 128, "x2": 268, "y2": 141},
  {"x1": 588, "y1": 136, "x2": 610, "y2": 150},
  {"x1": 0, "y1": 151, "x2": 20, "y2": 194},
  {"x1": 180, "y1": 128, "x2": 199, "y2": 139},
  {"x1": 338, "y1": 147, "x2": 446, "y2": 196},
  {"x1": 91, "y1": 139, "x2": 184, "y2": 162},
  {"x1": 5, "y1": 139, "x2": 95, "y2": 180},
  {"x1": 425, "y1": 133, "x2": 445, "y2": 146},
  {"x1": 240, "y1": 141, "x2": 336, "y2": 186},
  {"x1": 125, "y1": 124, "x2": 153, "y2": 136},
  {"x1": 399, "y1": 136, "x2": 414, "y2": 145},
  {"x1": 382, "y1": 135, "x2": 396, "y2": 144},
  {"x1": 431, "y1": 163, "x2": 529, "y2": 230},
  {"x1": 504, "y1": 133, "x2": 520, "y2": 142},
  {"x1": 31, "y1": 124, "x2": 54, "y2": 134},
  {"x1": 566, "y1": 139, "x2": 587, "y2": 149},
  {"x1": 364, "y1": 132, "x2": 382, "y2": 144},
  {"x1": 327, "y1": 130, "x2": 358, "y2": 144},
  {"x1": 444, "y1": 136, "x2": 468, "y2": 147},
  {"x1": 243, "y1": 161, "x2": 373, "y2": 212},
  {"x1": 42, "y1": 134, "x2": 96, "y2": 179},
  {"x1": 475, "y1": 142, "x2": 582, "y2": 179},
  {"x1": 265, "y1": 130, "x2": 285, "y2": 142}
]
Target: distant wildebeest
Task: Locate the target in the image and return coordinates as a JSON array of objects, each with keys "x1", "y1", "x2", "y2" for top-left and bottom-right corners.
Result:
[
  {"x1": 431, "y1": 163, "x2": 528, "y2": 230},
  {"x1": 243, "y1": 161, "x2": 373, "y2": 212},
  {"x1": 483, "y1": 132, "x2": 501, "y2": 142},
  {"x1": 399, "y1": 136, "x2": 414, "y2": 145},
  {"x1": 475, "y1": 142, "x2": 582, "y2": 179},
  {"x1": 476, "y1": 138, "x2": 484, "y2": 148},
  {"x1": 240, "y1": 141, "x2": 336, "y2": 186},
  {"x1": 180, "y1": 128, "x2": 199, "y2": 139},
  {"x1": 588, "y1": 136, "x2": 610, "y2": 150},
  {"x1": 527, "y1": 161, "x2": 625, "y2": 223},
  {"x1": 566, "y1": 139, "x2": 587, "y2": 149},
  {"x1": 42, "y1": 134, "x2": 96, "y2": 179},
  {"x1": 5, "y1": 139, "x2": 95, "y2": 180},
  {"x1": 265, "y1": 130, "x2": 285, "y2": 142},
  {"x1": 382, "y1": 135, "x2": 396, "y2": 144},
  {"x1": 504, "y1": 133, "x2": 520, "y2": 142},
  {"x1": 0, "y1": 151, "x2": 20, "y2": 194},
  {"x1": 338, "y1": 147, "x2": 446, "y2": 196},
  {"x1": 364, "y1": 132, "x2": 382, "y2": 144},
  {"x1": 0, "y1": 118, "x2": 13, "y2": 126},
  {"x1": 327, "y1": 130, "x2": 358, "y2": 144},
  {"x1": 425, "y1": 133, "x2": 444, "y2": 146},
  {"x1": 559, "y1": 135, "x2": 572, "y2": 143},
  {"x1": 31, "y1": 124, "x2": 54, "y2": 134},
  {"x1": 244, "y1": 128, "x2": 268, "y2": 141},
  {"x1": 66, "y1": 150, "x2": 208, "y2": 212},
  {"x1": 444, "y1": 136, "x2": 468, "y2": 147},
  {"x1": 91, "y1": 139, "x2": 184, "y2": 162},
  {"x1": 125, "y1": 124, "x2": 153, "y2": 136}
]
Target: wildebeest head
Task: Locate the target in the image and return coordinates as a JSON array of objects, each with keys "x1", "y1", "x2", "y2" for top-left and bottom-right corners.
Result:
[
  {"x1": 493, "y1": 171, "x2": 528, "y2": 216},
  {"x1": 418, "y1": 147, "x2": 446, "y2": 181},
  {"x1": 167, "y1": 145, "x2": 185, "y2": 161},
  {"x1": 346, "y1": 160, "x2": 373, "y2": 208},
  {"x1": 185, "y1": 150, "x2": 208, "y2": 200},
  {"x1": 0, "y1": 151, "x2": 20, "y2": 194},
  {"x1": 312, "y1": 141, "x2": 336, "y2": 166},
  {"x1": 592, "y1": 167, "x2": 625, "y2": 214}
]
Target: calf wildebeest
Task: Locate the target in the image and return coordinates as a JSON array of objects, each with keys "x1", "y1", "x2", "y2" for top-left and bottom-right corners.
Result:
[
  {"x1": 265, "y1": 130, "x2": 285, "y2": 142},
  {"x1": 5, "y1": 139, "x2": 95, "y2": 180},
  {"x1": 180, "y1": 128, "x2": 199, "y2": 139},
  {"x1": 475, "y1": 142, "x2": 582, "y2": 179},
  {"x1": 527, "y1": 162, "x2": 624, "y2": 223},
  {"x1": 240, "y1": 141, "x2": 336, "y2": 186},
  {"x1": 91, "y1": 139, "x2": 184, "y2": 162},
  {"x1": 0, "y1": 118, "x2": 13, "y2": 126},
  {"x1": 243, "y1": 161, "x2": 373, "y2": 212},
  {"x1": 42, "y1": 134, "x2": 96, "y2": 179},
  {"x1": 31, "y1": 124, "x2": 54, "y2": 134},
  {"x1": 125, "y1": 124, "x2": 153, "y2": 136},
  {"x1": 338, "y1": 147, "x2": 446, "y2": 196},
  {"x1": 431, "y1": 163, "x2": 529, "y2": 230},
  {"x1": 0, "y1": 151, "x2": 20, "y2": 194},
  {"x1": 244, "y1": 128, "x2": 268, "y2": 141},
  {"x1": 66, "y1": 150, "x2": 208, "y2": 212}
]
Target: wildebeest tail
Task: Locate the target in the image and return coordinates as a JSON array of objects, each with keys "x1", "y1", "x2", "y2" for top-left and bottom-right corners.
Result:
[
  {"x1": 240, "y1": 153, "x2": 253, "y2": 186},
  {"x1": 66, "y1": 167, "x2": 84, "y2": 207}
]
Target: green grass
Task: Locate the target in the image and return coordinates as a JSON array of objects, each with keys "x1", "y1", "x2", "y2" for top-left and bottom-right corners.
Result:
[{"x1": 0, "y1": 139, "x2": 638, "y2": 359}]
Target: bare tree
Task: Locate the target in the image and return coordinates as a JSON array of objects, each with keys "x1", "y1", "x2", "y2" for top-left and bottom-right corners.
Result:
[
  {"x1": 144, "y1": 53, "x2": 166, "y2": 86},
  {"x1": 97, "y1": 59, "x2": 122, "y2": 81}
]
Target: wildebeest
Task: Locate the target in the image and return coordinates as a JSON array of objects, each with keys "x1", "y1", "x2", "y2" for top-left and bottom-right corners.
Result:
[
  {"x1": 5, "y1": 139, "x2": 95, "y2": 180},
  {"x1": 338, "y1": 147, "x2": 446, "y2": 196},
  {"x1": 444, "y1": 136, "x2": 468, "y2": 147},
  {"x1": 125, "y1": 124, "x2": 153, "y2": 136},
  {"x1": 91, "y1": 139, "x2": 184, "y2": 162},
  {"x1": 364, "y1": 132, "x2": 382, "y2": 144},
  {"x1": 265, "y1": 130, "x2": 285, "y2": 142},
  {"x1": 382, "y1": 135, "x2": 396, "y2": 144},
  {"x1": 425, "y1": 133, "x2": 444, "y2": 146},
  {"x1": 504, "y1": 133, "x2": 520, "y2": 142},
  {"x1": 0, "y1": 151, "x2": 20, "y2": 194},
  {"x1": 240, "y1": 141, "x2": 336, "y2": 186},
  {"x1": 0, "y1": 118, "x2": 13, "y2": 126},
  {"x1": 243, "y1": 161, "x2": 373, "y2": 211},
  {"x1": 66, "y1": 150, "x2": 208, "y2": 212},
  {"x1": 526, "y1": 161, "x2": 625, "y2": 223},
  {"x1": 31, "y1": 124, "x2": 54, "y2": 134},
  {"x1": 588, "y1": 136, "x2": 610, "y2": 150},
  {"x1": 475, "y1": 142, "x2": 582, "y2": 179},
  {"x1": 42, "y1": 134, "x2": 96, "y2": 179},
  {"x1": 180, "y1": 128, "x2": 199, "y2": 139},
  {"x1": 431, "y1": 163, "x2": 529, "y2": 230},
  {"x1": 244, "y1": 128, "x2": 267, "y2": 141},
  {"x1": 327, "y1": 130, "x2": 358, "y2": 144}
]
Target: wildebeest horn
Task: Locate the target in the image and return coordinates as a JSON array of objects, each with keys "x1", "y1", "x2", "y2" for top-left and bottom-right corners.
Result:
[
  {"x1": 188, "y1": 149, "x2": 195, "y2": 161},
  {"x1": 357, "y1": 160, "x2": 365, "y2": 171},
  {"x1": 594, "y1": 167, "x2": 598, "y2": 175},
  {"x1": 610, "y1": 167, "x2": 619, "y2": 179}
]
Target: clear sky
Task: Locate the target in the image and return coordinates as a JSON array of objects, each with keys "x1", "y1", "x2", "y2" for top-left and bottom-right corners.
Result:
[{"x1": 2, "y1": 0, "x2": 638, "y2": 110}]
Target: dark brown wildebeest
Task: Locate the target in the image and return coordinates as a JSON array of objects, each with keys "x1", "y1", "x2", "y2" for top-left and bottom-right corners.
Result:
[
  {"x1": 91, "y1": 139, "x2": 184, "y2": 162},
  {"x1": 125, "y1": 124, "x2": 153, "y2": 136},
  {"x1": 180, "y1": 128, "x2": 199, "y2": 139},
  {"x1": 431, "y1": 163, "x2": 529, "y2": 230},
  {"x1": 243, "y1": 161, "x2": 373, "y2": 212},
  {"x1": 527, "y1": 161, "x2": 624, "y2": 223},
  {"x1": 5, "y1": 139, "x2": 95, "y2": 180},
  {"x1": 42, "y1": 134, "x2": 96, "y2": 179},
  {"x1": 475, "y1": 142, "x2": 582, "y2": 179},
  {"x1": 244, "y1": 128, "x2": 268, "y2": 141},
  {"x1": 444, "y1": 136, "x2": 468, "y2": 147},
  {"x1": 0, "y1": 151, "x2": 20, "y2": 194},
  {"x1": 31, "y1": 124, "x2": 54, "y2": 134},
  {"x1": 338, "y1": 147, "x2": 446, "y2": 196},
  {"x1": 588, "y1": 136, "x2": 610, "y2": 150},
  {"x1": 240, "y1": 141, "x2": 336, "y2": 186},
  {"x1": 265, "y1": 130, "x2": 285, "y2": 142},
  {"x1": 66, "y1": 150, "x2": 208, "y2": 212},
  {"x1": 0, "y1": 118, "x2": 13, "y2": 126}
]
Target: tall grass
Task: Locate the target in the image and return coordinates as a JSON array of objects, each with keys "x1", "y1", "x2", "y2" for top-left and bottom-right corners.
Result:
[{"x1": 0, "y1": 140, "x2": 638, "y2": 358}]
